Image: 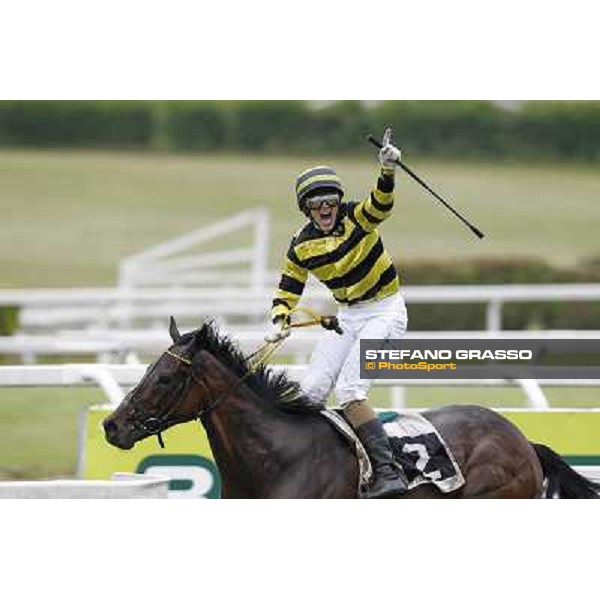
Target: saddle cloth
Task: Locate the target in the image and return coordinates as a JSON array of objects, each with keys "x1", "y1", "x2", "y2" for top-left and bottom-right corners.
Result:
[{"x1": 321, "y1": 409, "x2": 465, "y2": 495}]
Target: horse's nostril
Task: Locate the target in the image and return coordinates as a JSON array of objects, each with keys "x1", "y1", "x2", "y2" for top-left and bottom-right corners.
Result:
[{"x1": 103, "y1": 419, "x2": 118, "y2": 438}]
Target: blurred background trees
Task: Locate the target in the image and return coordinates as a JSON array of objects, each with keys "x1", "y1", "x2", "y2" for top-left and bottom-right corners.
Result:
[{"x1": 0, "y1": 100, "x2": 598, "y2": 160}]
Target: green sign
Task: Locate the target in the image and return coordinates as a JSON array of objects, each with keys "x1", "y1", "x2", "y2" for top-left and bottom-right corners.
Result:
[{"x1": 136, "y1": 454, "x2": 221, "y2": 499}]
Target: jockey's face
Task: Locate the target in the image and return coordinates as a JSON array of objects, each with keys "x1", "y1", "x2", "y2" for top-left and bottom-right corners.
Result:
[{"x1": 306, "y1": 193, "x2": 340, "y2": 233}]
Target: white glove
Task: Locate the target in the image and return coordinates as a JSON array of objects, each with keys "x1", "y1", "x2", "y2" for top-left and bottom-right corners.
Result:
[
  {"x1": 378, "y1": 127, "x2": 402, "y2": 171},
  {"x1": 264, "y1": 320, "x2": 291, "y2": 343}
]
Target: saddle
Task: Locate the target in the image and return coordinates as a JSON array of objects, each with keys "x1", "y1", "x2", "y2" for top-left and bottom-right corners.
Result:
[{"x1": 321, "y1": 409, "x2": 465, "y2": 496}]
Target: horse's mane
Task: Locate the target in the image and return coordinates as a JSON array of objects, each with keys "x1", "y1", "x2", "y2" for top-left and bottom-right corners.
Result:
[{"x1": 189, "y1": 320, "x2": 319, "y2": 413}]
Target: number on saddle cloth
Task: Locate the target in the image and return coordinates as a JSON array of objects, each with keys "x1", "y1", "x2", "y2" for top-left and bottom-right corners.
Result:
[{"x1": 381, "y1": 413, "x2": 465, "y2": 493}]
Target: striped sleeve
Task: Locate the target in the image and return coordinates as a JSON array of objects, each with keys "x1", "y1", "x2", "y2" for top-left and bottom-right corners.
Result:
[
  {"x1": 270, "y1": 242, "x2": 308, "y2": 323},
  {"x1": 352, "y1": 170, "x2": 395, "y2": 233}
]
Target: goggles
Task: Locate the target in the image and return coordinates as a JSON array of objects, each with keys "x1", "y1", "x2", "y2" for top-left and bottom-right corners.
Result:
[{"x1": 305, "y1": 194, "x2": 341, "y2": 210}]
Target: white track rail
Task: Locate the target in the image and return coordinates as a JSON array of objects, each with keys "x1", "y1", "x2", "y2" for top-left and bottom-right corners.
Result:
[
  {"x1": 2, "y1": 363, "x2": 600, "y2": 408},
  {"x1": 2, "y1": 329, "x2": 599, "y2": 360},
  {"x1": 3, "y1": 283, "x2": 600, "y2": 331},
  {"x1": 0, "y1": 477, "x2": 169, "y2": 499}
]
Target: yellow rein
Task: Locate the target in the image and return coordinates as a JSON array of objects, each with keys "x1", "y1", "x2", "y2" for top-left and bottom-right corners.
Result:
[
  {"x1": 164, "y1": 308, "x2": 331, "y2": 374},
  {"x1": 247, "y1": 307, "x2": 331, "y2": 372},
  {"x1": 155, "y1": 308, "x2": 333, "y2": 430},
  {"x1": 288, "y1": 306, "x2": 325, "y2": 329}
]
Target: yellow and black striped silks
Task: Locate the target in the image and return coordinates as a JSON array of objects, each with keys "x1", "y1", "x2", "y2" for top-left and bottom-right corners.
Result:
[{"x1": 272, "y1": 172, "x2": 400, "y2": 323}]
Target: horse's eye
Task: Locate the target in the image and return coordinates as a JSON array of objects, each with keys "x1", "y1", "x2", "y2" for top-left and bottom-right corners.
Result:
[{"x1": 158, "y1": 375, "x2": 172, "y2": 385}]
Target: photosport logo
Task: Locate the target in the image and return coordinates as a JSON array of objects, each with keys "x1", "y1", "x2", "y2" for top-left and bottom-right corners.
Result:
[
  {"x1": 136, "y1": 454, "x2": 222, "y2": 499},
  {"x1": 360, "y1": 339, "x2": 600, "y2": 380}
]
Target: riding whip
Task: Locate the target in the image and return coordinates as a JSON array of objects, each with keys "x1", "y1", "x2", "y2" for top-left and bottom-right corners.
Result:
[{"x1": 367, "y1": 134, "x2": 485, "y2": 240}]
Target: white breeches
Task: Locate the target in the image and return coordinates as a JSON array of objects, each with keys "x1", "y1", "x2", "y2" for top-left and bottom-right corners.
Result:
[{"x1": 300, "y1": 292, "x2": 408, "y2": 408}]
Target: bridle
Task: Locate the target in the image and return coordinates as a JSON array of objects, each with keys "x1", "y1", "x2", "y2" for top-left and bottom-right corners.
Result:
[
  {"x1": 127, "y1": 344, "x2": 276, "y2": 448},
  {"x1": 126, "y1": 349, "x2": 208, "y2": 448}
]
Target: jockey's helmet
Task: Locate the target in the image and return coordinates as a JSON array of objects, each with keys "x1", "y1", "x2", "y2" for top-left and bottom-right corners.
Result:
[{"x1": 295, "y1": 166, "x2": 344, "y2": 215}]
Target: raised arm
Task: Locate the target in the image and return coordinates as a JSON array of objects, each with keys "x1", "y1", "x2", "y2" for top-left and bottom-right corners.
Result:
[
  {"x1": 352, "y1": 127, "x2": 402, "y2": 233},
  {"x1": 352, "y1": 169, "x2": 396, "y2": 233}
]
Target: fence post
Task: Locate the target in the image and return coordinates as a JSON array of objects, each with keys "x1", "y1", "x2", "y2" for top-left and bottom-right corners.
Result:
[
  {"x1": 486, "y1": 299, "x2": 503, "y2": 332},
  {"x1": 515, "y1": 379, "x2": 549, "y2": 409},
  {"x1": 390, "y1": 386, "x2": 406, "y2": 408},
  {"x1": 75, "y1": 365, "x2": 125, "y2": 405}
]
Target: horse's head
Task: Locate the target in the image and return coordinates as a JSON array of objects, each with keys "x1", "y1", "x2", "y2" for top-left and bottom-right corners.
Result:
[
  {"x1": 104, "y1": 316, "x2": 311, "y2": 451},
  {"x1": 103, "y1": 317, "x2": 213, "y2": 450}
]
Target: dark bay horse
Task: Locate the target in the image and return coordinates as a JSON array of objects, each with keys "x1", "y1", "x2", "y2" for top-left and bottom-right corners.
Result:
[{"x1": 103, "y1": 318, "x2": 600, "y2": 499}]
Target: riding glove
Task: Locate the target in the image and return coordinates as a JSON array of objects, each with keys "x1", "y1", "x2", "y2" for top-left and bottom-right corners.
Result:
[
  {"x1": 378, "y1": 127, "x2": 402, "y2": 174},
  {"x1": 264, "y1": 319, "x2": 291, "y2": 343}
]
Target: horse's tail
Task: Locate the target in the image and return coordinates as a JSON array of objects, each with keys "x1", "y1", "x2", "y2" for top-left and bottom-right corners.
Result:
[{"x1": 533, "y1": 443, "x2": 600, "y2": 499}]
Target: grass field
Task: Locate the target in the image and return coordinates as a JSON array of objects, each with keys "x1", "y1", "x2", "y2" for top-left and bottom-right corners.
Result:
[
  {"x1": 0, "y1": 388, "x2": 104, "y2": 479},
  {"x1": 1, "y1": 148, "x2": 599, "y2": 479},
  {"x1": 2, "y1": 149, "x2": 600, "y2": 287}
]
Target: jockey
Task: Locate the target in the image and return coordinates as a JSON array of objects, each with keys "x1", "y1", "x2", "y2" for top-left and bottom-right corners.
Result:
[{"x1": 265, "y1": 128, "x2": 409, "y2": 499}]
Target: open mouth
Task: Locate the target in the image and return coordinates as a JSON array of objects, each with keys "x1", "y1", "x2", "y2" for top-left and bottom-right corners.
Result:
[{"x1": 318, "y1": 208, "x2": 334, "y2": 229}]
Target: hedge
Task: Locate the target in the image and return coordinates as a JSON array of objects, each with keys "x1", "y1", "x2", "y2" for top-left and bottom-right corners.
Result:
[
  {"x1": 0, "y1": 100, "x2": 598, "y2": 160},
  {"x1": 512, "y1": 101, "x2": 600, "y2": 160},
  {"x1": 0, "y1": 306, "x2": 19, "y2": 364},
  {"x1": 163, "y1": 101, "x2": 231, "y2": 151},
  {"x1": 0, "y1": 306, "x2": 18, "y2": 336},
  {"x1": 398, "y1": 257, "x2": 600, "y2": 330},
  {"x1": 369, "y1": 100, "x2": 511, "y2": 158},
  {"x1": 232, "y1": 100, "x2": 310, "y2": 151},
  {"x1": 0, "y1": 101, "x2": 154, "y2": 148}
]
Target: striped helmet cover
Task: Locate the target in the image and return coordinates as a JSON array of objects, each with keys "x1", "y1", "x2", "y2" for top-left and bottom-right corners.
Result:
[{"x1": 295, "y1": 165, "x2": 345, "y2": 213}]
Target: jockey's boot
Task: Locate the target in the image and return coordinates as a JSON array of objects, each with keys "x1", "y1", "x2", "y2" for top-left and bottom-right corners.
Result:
[{"x1": 356, "y1": 418, "x2": 409, "y2": 499}]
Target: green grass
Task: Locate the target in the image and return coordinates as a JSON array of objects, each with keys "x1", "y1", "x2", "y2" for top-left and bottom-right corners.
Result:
[
  {"x1": 1, "y1": 149, "x2": 600, "y2": 288},
  {"x1": 1, "y1": 148, "x2": 599, "y2": 479},
  {"x1": 370, "y1": 386, "x2": 600, "y2": 409},
  {"x1": 0, "y1": 387, "x2": 104, "y2": 479}
]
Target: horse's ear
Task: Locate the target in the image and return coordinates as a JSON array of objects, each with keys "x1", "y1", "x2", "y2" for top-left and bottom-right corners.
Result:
[{"x1": 169, "y1": 316, "x2": 181, "y2": 342}]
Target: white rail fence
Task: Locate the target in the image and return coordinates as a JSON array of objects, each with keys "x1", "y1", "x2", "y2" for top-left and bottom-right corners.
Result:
[
  {"x1": 5, "y1": 211, "x2": 600, "y2": 333},
  {"x1": 2, "y1": 283, "x2": 600, "y2": 331},
  {"x1": 0, "y1": 476, "x2": 170, "y2": 499},
  {"x1": 2, "y1": 363, "x2": 600, "y2": 409},
  {"x1": 119, "y1": 208, "x2": 271, "y2": 291},
  {"x1": 2, "y1": 328, "x2": 600, "y2": 365}
]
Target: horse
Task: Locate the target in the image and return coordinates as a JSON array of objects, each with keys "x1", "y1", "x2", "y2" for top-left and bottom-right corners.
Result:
[{"x1": 103, "y1": 317, "x2": 600, "y2": 499}]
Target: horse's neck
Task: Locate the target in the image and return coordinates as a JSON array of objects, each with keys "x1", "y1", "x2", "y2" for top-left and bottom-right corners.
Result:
[
  {"x1": 205, "y1": 393, "x2": 296, "y2": 498},
  {"x1": 197, "y1": 355, "x2": 295, "y2": 495},
  {"x1": 195, "y1": 352, "x2": 359, "y2": 499}
]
